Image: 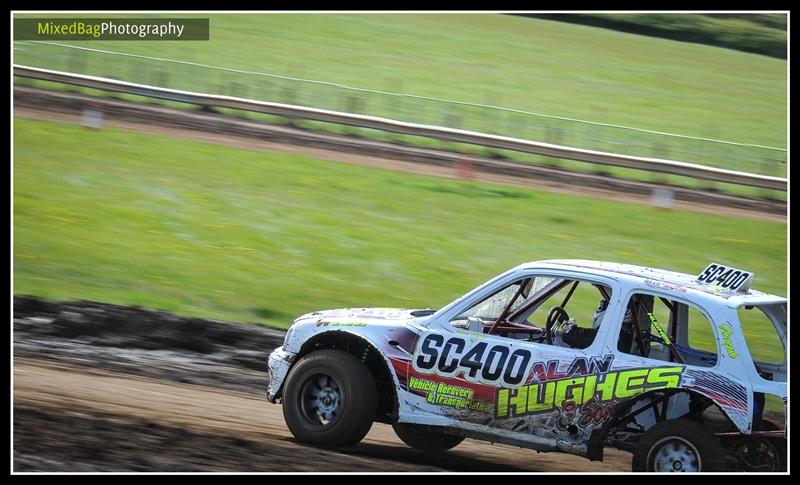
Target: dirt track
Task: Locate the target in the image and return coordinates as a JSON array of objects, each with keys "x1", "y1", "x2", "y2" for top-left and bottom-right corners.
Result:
[
  {"x1": 13, "y1": 358, "x2": 631, "y2": 472},
  {"x1": 13, "y1": 296, "x2": 632, "y2": 472}
]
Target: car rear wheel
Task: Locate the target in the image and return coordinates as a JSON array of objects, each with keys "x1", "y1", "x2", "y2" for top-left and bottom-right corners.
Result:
[
  {"x1": 632, "y1": 419, "x2": 727, "y2": 472},
  {"x1": 392, "y1": 423, "x2": 464, "y2": 452},
  {"x1": 282, "y1": 349, "x2": 376, "y2": 447},
  {"x1": 732, "y1": 419, "x2": 786, "y2": 472},
  {"x1": 762, "y1": 420, "x2": 787, "y2": 472}
]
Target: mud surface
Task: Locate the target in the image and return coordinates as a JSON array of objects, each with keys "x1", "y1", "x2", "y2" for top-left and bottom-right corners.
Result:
[
  {"x1": 13, "y1": 296, "x2": 634, "y2": 472},
  {"x1": 14, "y1": 295, "x2": 283, "y2": 395}
]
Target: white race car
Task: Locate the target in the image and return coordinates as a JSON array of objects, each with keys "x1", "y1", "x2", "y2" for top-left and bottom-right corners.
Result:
[{"x1": 266, "y1": 260, "x2": 787, "y2": 472}]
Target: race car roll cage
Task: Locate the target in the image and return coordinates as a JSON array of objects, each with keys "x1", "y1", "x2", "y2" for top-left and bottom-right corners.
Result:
[
  {"x1": 482, "y1": 277, "x2": 750, "y2": 460},
  {"x1": 449, "y1": 273, "x2": 782, "y2": 465},
  {"x1": 482, "y1": 276, "x2": 686, "y2": 363}
]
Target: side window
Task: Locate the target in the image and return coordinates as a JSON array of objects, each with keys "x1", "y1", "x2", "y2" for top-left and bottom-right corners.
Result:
[
  {"x1": 521, "y1": 279, "x2": 612, "y2": 349},
  {"x1": 619, "y1": 293, "x2": 717, "y2": 368},
  {"x1": 451, "y1": 275, "x2": 612, "y2": 350},
  {"x1": 687, "y1": 306, "x2": 718, "y2": 358},
  {"x1": 738, "y1": 305, "x2": 785, "y2": 365}
]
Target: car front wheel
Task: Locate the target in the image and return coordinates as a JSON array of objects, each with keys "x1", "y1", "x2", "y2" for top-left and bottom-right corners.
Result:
[
  {"x1": 632, "y1": 419, "x2": 727, "y2": 472},
  {"x1": 282, "y1": 349, "x2": 376, "y2": 447}
]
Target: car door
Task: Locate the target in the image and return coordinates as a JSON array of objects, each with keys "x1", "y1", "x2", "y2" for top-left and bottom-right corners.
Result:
[{"x1": 401, "y1": 270, "x2": 619, "y2": 449}]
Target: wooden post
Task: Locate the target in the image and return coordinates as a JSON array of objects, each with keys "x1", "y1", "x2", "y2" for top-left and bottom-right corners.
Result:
[{"x1": 455, "y1": 158, "x2": 474, "y2": 180}]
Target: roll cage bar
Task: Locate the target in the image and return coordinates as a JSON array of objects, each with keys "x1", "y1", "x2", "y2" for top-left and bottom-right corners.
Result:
[
  {"x1": 482, "y1": 277, "x2": 686, "y2": 363},
  {"x1": 486, "y1": 277, "x2": 591, "y2": 335}
]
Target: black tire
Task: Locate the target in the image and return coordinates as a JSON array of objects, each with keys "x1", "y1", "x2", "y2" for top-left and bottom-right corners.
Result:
[
  {"x1": 282, "y1": 349, "x2": 376, "y2": 447},
  {"x1": 392, "y1": 423, "x2": 464, "y2": 452},
  {"x1": 632, "y1": 419, "x2": 727, "y2": 472}
]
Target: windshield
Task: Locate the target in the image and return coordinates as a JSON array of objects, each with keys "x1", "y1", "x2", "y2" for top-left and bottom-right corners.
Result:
[
  {"x1": 452, "y1": 276, "x2": 558, "y2": 322},
  {"x1": 456, "y1": 279, "x2": 526, "y2": 321}
]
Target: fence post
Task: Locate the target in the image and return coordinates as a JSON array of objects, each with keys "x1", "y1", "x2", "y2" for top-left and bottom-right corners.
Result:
[
  {"x1": 545, "y1": 126, "x2": 564, "y2": 168},
  {"x1": 345, "y1": 95, "x2": 364, "y2": 136},
  {"x1": 67, "y1": 50, "x2": 86, "y2": 74},
  {"x1": 442, "y1": 112, "x2": 462, "y2": 152},
  {"x1": 311, "y1": 88, "x2": 326, "y2": 111},
  {"x1": 229, "y1": 80, "x2": 247, "y2": 99},
  {"x1": 506, "y1": 112, "x2": 516, "y2": 141},
  {"x1": 65, "y1": 51, "x2": 86, "y2": 94},
  {"x1": 173, "y1": 63, "x2": 182, "y2": 91},
  {"x1": 650, "y1": 144, "x2": 675, "y2": 208},
  {"x1": 127, "y1": 57, "x2": 137, "y2": 85},
  {"x1": 103, "y1": 75, "x2": 122, "y2": 99},
  {"x1": 152, "y1": 69, "x2": 169, "y2": 89},
  {"x1": 759, "y1": 158, "x2": 780, "y2": 200},
  {"x1": 483, "y1": 91, "x2": 501, "y2": 157},
  {"x1": 651, "y1": 188, "x2": 675, "y2": 210},
  {"x1": 261, "y1": 80, "x2": 273, "y2": 102},
  {"x1": 385, "y1": 79, "x2": 403, "y2": 143},
  {"x1": 700, "y1": 128, "x2": 719, "y2": 193},
  {"x1": 651, "y1": 143, "x2": 670, "y2": 186},
  {"x1": 282, "y1": 83, "x2": 298, "y2": 126},
  {"x1": 81, "y1": 100, "x2": 104, "y2": 129},
  {"x1": 455, "y1": 158, "x2": 474, "y2": 180}
]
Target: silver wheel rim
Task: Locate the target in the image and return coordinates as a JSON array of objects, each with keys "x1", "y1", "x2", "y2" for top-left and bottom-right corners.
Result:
[
  {"x1": 299, "y1": 373, "x2": 341, "y2": 427},
  {"x1": 649, "y1": 436, "x2": 702, "y2": 472}
]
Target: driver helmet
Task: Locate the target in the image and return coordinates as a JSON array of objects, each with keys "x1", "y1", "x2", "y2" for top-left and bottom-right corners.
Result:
[{"x1": 592, "y1": 299, "x2": 635, "y2": 329}]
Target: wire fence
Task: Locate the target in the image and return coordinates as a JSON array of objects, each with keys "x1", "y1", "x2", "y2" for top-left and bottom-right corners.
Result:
[{"x1": 13, "y1": 40, "x2": 787, "y2": 180}]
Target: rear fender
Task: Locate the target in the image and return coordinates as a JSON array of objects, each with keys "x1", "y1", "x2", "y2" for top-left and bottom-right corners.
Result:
[{"x1": 587, "y1": 387, "x2": 741, "y2": 460}]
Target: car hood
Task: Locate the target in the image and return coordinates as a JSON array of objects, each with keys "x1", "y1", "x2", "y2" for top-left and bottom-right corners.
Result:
[{"x1": 295, "y1": 307, "x2": 434, "y2": 326}]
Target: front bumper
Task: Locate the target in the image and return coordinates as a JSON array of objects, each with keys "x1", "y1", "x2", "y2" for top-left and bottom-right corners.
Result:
[{"x1": 266, "y1": 346, "x2": 296, "y2": 403}]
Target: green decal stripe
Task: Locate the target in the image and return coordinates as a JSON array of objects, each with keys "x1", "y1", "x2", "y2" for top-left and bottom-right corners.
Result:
[{"x1": 647, "y1": 312, "x2": 672, "y2": 346}]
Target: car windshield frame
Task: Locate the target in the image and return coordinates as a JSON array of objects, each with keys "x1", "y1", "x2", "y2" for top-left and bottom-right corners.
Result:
[{"x1": 430, "y1": 267, "x2": 622, "y2": 332}]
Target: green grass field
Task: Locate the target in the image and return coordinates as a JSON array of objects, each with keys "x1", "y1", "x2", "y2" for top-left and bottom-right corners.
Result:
[
  {"x1": 14, "y1": 117, "x2": 787, "y2": 333},
  {"x1": 14, "y1": 13, "x2": 786, "y2": 150},
  {"x1": 531, "y1": 13, "x2": 787, "y2": 58}
]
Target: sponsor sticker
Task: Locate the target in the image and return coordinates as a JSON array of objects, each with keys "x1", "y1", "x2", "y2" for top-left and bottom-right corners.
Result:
[
  {"x1": 718, "y1": 322, "x2": 740, "y2": 359},
  {"x1": 495, "y1": 365, "x2": 684, "y2": 418},
  {"x1": 408, "y1": 376, "x2": 491, "y2": 412}
]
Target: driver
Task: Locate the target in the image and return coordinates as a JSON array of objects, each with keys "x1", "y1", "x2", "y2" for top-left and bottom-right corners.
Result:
[{"x1": 553, "y1": 298, "x2": 612, "y2": 349}]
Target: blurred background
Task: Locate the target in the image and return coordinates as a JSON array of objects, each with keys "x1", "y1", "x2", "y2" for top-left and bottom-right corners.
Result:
[{"x1": 12, "y1": 12, "x2": 787, "y2": 472}]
